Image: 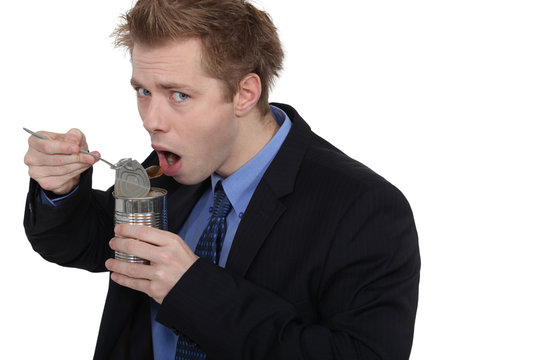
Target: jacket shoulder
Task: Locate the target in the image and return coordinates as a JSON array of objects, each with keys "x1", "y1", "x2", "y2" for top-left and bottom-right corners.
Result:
[{"x1": 303, "y1": 133, "x2": 394, "y2": 194}]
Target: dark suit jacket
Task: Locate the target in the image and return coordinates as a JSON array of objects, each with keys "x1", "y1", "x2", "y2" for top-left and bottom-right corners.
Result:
[{"x1": 24, "y1": 103, "x2": 420, "y2": 359}]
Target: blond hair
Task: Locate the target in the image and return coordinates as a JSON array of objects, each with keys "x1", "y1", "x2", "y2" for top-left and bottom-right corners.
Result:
[{"x1": 113, "y1": 0, "x2": 284, "y2": 114}]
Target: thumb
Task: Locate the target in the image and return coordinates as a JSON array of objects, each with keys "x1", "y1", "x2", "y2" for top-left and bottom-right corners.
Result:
[{"x1": 65, "y1": 128, "x2": 88, "y2": 148}]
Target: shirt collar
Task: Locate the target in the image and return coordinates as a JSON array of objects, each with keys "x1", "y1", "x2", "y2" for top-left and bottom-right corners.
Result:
[{"x1": 210, "y1": 105, "x2": 292, "y2": 216}]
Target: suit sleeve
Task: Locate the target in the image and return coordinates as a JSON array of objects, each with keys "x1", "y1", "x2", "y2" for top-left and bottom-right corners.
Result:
[
  {"x1": 23, "y1": 168, "x2": 115, "y2": 272},
  {"x1": 156, "y1": 182, "x2": 420, "y2": 359}
]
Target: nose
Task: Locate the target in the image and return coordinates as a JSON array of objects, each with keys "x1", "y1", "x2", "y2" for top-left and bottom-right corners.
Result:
[{"x1": 141, "y1": 97, "x2": 169, "y2": 135}]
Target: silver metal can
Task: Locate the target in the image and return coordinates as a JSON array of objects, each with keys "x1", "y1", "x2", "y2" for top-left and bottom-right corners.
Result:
[{"x1": 113, "y1": 188, "x2": 167, "y2": 264}]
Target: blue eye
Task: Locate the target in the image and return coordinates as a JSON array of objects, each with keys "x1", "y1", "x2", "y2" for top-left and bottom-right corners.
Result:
[
  {"x1": 172, "y1": 92, "x2": 189, "y2": 102},
  {"x1": 137, "y1": 88, "x2": 151, "y2": 97}
]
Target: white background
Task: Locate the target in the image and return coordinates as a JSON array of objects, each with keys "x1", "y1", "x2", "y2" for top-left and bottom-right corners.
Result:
[{"x1": 2, "y1": 1, "x2": 539, "y2": 358}]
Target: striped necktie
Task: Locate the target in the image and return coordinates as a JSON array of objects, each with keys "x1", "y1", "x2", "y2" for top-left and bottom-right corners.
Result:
[{"x1": 175, "y1": 181, "x2": 232, "y2": 359}]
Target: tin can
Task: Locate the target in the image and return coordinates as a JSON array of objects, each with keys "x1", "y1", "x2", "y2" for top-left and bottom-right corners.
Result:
[{"x1": 113, "y1": 188, "x2": 167, "y2": 264}]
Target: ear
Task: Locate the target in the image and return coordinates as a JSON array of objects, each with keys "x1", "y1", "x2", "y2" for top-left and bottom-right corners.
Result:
[{"x1": 233, "y1": 73, "x2": 262, "y2": 117}]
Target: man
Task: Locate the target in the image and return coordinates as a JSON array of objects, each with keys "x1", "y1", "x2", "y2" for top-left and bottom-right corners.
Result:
[{"x1": 24, "y1": 0, "x2": 420, "y2": 359}]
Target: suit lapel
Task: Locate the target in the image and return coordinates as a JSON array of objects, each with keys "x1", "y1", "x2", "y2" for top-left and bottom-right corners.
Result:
[
  {"x1": 225, "y1": 180, "x2": 285, "y2": 277},
  {"x1": 225, "y1": 103, "x2": 312, "y2": 277}
]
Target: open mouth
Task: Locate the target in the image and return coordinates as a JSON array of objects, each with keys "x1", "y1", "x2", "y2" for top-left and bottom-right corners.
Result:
[
  {"x1": 155, "y1": 149, "x2": 182, "y2": 176},
  {"x1": 164, "y1": 151, "x2": 180, "y2": 166}
]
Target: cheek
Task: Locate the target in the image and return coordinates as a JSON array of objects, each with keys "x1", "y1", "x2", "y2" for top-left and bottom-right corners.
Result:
[
  {"x1": 191, "y1": 108, "x2": 236, "y2": 159},
  {"x1": 136, "y1": 99, "x2": 147, "y2": 119},
  {"x1": 194, "y1": 100, "x2": 235, "y2": 137},
  {"x1": 208, "y1": 108, "x2": 237, "y2": 144}
]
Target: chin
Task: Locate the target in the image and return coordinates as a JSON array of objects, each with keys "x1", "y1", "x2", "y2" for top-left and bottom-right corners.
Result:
[{"x1": 172, "y1": 172, "x2": 207, "y2": 185}]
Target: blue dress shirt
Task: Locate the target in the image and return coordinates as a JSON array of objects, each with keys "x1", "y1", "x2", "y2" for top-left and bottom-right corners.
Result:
[
  {"x1": 38, "y1": 186, "x2": 79, "y2": 207},
  {"x1": 150, "y1": 105, "x2": 292, "y2": 359}
]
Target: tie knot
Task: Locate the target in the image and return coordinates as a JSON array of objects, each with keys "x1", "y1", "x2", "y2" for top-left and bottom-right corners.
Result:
[{"x1": 212, "y1": 181, "x2": 232, "y2": 218}]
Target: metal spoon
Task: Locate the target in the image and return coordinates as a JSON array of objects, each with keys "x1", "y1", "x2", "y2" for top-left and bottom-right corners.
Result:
[
  {"x1": 23, "y1": 127, "x2": 162, "y2": 178},
  {"x1": 145, "y1": 165, "x2": 163, "y2": 179},
  {"x1": 24, "y1": 127, "x2": 119, "y2": 168}
]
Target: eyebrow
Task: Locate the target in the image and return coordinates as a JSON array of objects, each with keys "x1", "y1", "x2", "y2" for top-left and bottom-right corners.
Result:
[
  {"x1": 130, "y1": 78, "x2": 199, "y2": 94},
  {"x1": 130, "y1": 78, "x2": 142, "y2": 88}
]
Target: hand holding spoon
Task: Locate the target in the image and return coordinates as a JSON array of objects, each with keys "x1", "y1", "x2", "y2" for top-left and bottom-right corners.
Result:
[
  {"x1": 23, "y1": 127, "x2": 119, "y2": 168},
  {"x1": 23, "y1": 127, "x2": 162, "y2": 178}
]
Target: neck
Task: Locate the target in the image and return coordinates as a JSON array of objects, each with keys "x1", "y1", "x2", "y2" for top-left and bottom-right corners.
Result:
[{"x1": 216, "y1": 109, "x2": 278, "y2": 178}]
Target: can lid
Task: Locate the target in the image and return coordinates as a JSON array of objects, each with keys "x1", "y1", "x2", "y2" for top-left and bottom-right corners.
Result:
[{"x1": 114, "y1": 158, "x2": 150, "y2": 198}]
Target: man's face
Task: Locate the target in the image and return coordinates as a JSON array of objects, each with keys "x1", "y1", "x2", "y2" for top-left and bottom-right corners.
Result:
[{"x1": 131, "y1": 39, "x2": 239, "y2": 184}]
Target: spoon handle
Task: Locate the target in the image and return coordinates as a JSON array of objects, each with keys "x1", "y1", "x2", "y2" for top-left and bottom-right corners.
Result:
[
  {"x1": 23, "y1": 127, "x2": 117, "y2": 169},
  {"x1": 23, "y1": 127, "x2": 50, "y2": 140},
  {"x1": 79, "y1": 149, "x2": 116, "y2": 168}
]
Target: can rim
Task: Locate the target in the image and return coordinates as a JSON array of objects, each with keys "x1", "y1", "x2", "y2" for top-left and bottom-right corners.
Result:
[{"x1": 113, "y1": 187, "x2": 167, "y2": 200}]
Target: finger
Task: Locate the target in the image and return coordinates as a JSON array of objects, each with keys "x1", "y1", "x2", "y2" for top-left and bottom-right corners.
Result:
[
  {"x1": 28, "y1": 130, "x2": 60, "y2": 141},
  {"x1": 109, "y1": 236, "x2": 162, "y2": 264},
  {"x1": 105, "y1": 258, "x2": 153, "y2": 280},
  {"x1": 65, "y1": 128, "x2": 89, "y2": 150},
  {"x1": 30, "y1": 162, "x2": 92, "y2": 182},
  {"x1": 109, "y1": 271, "x2": 151, "y2": 294},
  {"x1": 25, "y1": 147, "x2": 98, "y2": 166},
  {"x1": 25, "y1": 149, "x2": 79, "y2": 167},
  {"x1": 114, "y1": 224, "x2": 175, "y2": 247},
  {"x1": 27, "y1": 128, "x2": 92, "y2": 156},
  {"x1": 28, "y1": 161, "x2": 92, "y2": 178},
  {"x1": 28, "y1": 134, "x2": 80, "y2": 156}
]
